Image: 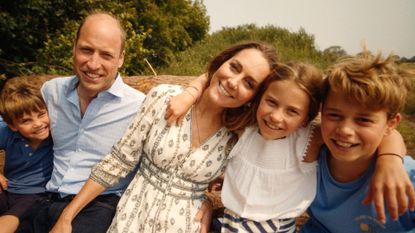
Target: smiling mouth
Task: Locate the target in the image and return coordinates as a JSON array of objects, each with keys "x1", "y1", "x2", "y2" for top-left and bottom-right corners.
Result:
[
  {"x1": 264, "y1": 120, "x2": 283, "y2": 130},
  {"x1": 332, "y1": 139, "x2": 358, "y2": 148},
  {"x1": 218, "y1": 82, "x2": 233, "y2": 98},
  {"x1": 84, "y1": 72, "x2": 102, "y2": 80},
  {"x1": 33, "y1": 126, "x2": 49, "y2": 135}
]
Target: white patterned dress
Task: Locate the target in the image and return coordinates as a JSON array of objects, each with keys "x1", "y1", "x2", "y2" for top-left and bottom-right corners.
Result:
[{"x1": 91, "y1": 84, "x2": 235, "y2": 233}]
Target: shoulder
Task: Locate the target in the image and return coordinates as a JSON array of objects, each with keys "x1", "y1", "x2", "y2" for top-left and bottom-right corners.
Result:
[
  {"x1": 0, "y1": 119, "x2": 15, "y2": 146},
  {"x1": 121, "y1": 82, "x2": 146, "y2": 102},
  {"x1": 147, "y1": 84, "x2": 184, "y2": 99},
  {"x1": 41, "y1": 76, "x2": 75, "y2": 94},
  {"x1": 42, "y1": 76, "x2": 75, "y2": 87}
]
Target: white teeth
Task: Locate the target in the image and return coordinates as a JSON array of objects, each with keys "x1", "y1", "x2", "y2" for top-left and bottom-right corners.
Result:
[
  {"x1": 219, "y1": 82, "x2": 232, "y2": 97},
  {"x1": 86, "y1": 72, "x2": 100, "y2": 79},
  {"x1": 265, "y1": 121, "x2": 282, "y2": 130},
  {"x1": 335, "y1": 140, "x2": 353, "y2": 148},
  {"x1": 34, "y1": 126, "x2": 48, "y2": 135}
]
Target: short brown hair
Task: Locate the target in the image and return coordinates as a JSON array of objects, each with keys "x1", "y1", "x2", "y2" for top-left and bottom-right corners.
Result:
[
  {"x1": 211, "y1": 41, "x2": 279, "y2": 131},
  {"x1": 0, "y1": 77, "x2": 46, "y2": 125},
  {"x1": 75, "y1": 11, "x2": 126, "y2": 53},
  {"x1": 322, "y1": 50, "x2": 412, "y2": 119}
]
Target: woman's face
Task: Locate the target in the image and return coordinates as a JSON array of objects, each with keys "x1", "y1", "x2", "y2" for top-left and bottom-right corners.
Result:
[{"x1": 207, "y1": 48, "x2": 271, "y2": 108}]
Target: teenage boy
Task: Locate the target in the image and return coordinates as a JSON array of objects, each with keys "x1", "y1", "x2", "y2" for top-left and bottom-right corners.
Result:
[
  {"x1": 301, "y1": 51, "x2": 415, "y2": 232},
  {"x1": 0, "y1": 77, "x2": 53, "y2": 233}
]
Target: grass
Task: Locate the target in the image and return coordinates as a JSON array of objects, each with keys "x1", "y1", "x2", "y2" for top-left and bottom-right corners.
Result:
[{"x1": 398, "y1": 116, "x2": 415, "y2": 156}]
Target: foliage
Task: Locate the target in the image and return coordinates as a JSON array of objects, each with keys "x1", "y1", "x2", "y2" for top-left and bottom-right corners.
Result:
[
  {"x1": 159, "y1": 24, "x2": 327, "y2": 75},
  {"x1": 397, "y1": 118, "x2": 415, "y2": 156},
  {"x1": 0, "y1": 0, "x2": 209, "y2": 77},
  {"x1": 321, "y1": 46, "x2": 347, "y2": 64}
]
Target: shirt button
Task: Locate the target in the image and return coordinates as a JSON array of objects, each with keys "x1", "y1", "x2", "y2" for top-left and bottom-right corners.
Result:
[
  {"x1": 28, "y1": 153, "x2": 33, "y2": 156},
  {"x1": 25, "y1": 144, "x2": 29, "y2": 147}
]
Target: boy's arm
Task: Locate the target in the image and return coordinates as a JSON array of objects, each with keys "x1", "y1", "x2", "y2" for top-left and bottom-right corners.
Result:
[
  {"x1": 165, "y1": 74, "x2": 208, "y2": 126},
  {"x1": 364, "y1": 129, "x2": 415, "y2": 224},
  {"x1": 0, "y1": 173, "x2": 8, "y2": 191}
]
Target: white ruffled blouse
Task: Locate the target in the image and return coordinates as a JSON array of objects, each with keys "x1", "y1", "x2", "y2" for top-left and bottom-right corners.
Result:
[{"x1": 221, "y1": 123, "x2": 317, "y2": 221}]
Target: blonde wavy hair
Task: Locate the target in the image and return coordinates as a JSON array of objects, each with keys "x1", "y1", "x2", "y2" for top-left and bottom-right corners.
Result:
[{"x1": 322, "y1": 49, "x2": 412, "y2": 119}]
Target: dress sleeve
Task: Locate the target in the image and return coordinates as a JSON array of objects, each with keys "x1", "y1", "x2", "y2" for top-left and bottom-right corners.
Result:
[{"x1": 90, "y1": 84, "x2": 173, "y2": 187}]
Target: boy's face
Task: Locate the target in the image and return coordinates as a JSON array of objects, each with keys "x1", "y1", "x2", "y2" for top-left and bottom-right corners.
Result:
[
  {"x1": 321, "y1": 89, "x2": 399, "y2": 163},
  {"x1": 8, "y1": 109, "x2": 50, "y2": 144}
]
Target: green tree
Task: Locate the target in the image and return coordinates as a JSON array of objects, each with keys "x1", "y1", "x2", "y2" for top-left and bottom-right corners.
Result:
[
  {"x1": 322, "y1": 45, "x2": 348, "y2": 64},
  {"x1": 0, "y1": 0, "x2": 209, "y2": 77},
  {"x1": 160, "y1": 24, "x2": 326, "y2": 75}
]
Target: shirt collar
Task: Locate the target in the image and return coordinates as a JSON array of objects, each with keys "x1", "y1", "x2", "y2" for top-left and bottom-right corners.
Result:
[
  {"x1": 11, "y1": 130, "x2": 25, "y2": 142},
  {"x1": 10, "y1": 130, "x2": 52, "y2": 145}
]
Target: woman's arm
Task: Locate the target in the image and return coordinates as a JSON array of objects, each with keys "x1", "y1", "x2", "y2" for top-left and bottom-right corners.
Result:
[
  {"x1": 165, "y1": 74, "x2": 208, "y2": 126},
  {"x1": 49, "y1": 179, "x2": 106, "y2": 233},
  {"x1": 364, "y1": 129, "x2": 415, "y2": 224}
]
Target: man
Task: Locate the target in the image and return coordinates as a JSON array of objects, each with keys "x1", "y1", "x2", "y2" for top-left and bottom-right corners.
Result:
[{"x1": 20, "y1": 12, "x2": 146, "y2": 233}]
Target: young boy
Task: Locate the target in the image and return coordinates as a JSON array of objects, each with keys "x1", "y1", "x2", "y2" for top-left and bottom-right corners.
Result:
[
  {"x1": 301, "y1": 51, "x2": 415, "y2": 232},
  {"x1": 0, "y1": 77, "x2": 53, "y2": 233}
]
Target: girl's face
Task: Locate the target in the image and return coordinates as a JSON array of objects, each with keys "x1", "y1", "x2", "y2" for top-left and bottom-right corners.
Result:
[
  {"x1": 256, "y1": 80, "x2": 310, "y2": 140},
  {"x1": 207, "y1": 48, "x2": 271, "y2": 108}
]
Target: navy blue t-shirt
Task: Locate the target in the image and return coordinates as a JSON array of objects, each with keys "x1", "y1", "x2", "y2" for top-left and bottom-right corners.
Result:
[{"x1": 0, "y1": 119, "x2": 53, "y2": 194}]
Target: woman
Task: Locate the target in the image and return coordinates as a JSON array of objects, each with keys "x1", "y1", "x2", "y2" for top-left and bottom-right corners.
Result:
[{"x1": 49, "y1": 41, "x2": 278, "y2": 233}]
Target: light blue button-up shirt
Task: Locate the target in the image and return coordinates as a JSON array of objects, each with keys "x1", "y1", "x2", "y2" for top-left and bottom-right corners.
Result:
[{"x1": 41, "y1": 75, "x2": 145, "y2": 195}]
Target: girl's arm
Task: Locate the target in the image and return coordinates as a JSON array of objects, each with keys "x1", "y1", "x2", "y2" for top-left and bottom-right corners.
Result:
[
  {"x1": 364, "y1": 129, "x2": 415, "y2": 224},
  {"x1": 49, "y1": 179, "x2": 105, "y2": 233},
  {"x1": 165, "y1": 74, "x2": 208, "y2": 126},
  {"x1": 194, "y1": 199, "x2": 213, "y2": 233},
  {"x1": 303, "y1": 122, "x2": 323, "y2": 163}
]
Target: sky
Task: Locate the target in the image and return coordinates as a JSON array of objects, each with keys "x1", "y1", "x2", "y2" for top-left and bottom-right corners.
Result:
[{"x1": 203, "y1": 0, "x2": 415, "y2": 58}]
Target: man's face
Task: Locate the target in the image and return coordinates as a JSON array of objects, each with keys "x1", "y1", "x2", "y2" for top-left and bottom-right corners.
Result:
[{"x1": 73, "y1": 14, "x2": 124, "y2": 98}]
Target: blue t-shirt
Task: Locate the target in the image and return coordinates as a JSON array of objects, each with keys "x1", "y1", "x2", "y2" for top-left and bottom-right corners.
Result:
[
  {"x1": 301, "y1": 146, "x2": 415, "y2": 233},
  {"x1": 0, "y1": 118, "x2": 53, "y2": 194}
]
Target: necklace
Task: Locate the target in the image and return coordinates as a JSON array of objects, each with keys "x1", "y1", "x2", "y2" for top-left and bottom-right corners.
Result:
[{"x1": 192, "y1": 104, "x2": 201, "y2": 147}]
